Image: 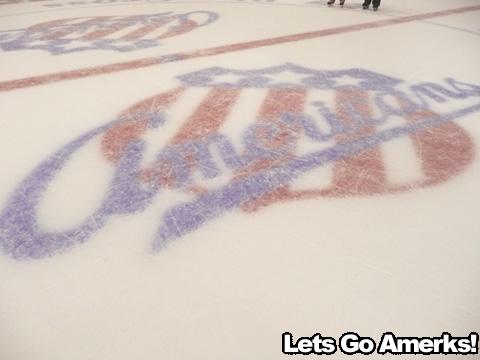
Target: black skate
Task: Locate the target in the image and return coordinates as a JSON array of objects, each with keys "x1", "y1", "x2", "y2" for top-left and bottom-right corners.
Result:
[
  {"x1": 339, "y1": 0, "x2": 345, "y2": 7},
  {"x1": 327, "y1": 0, "x2": 335, "y2": 6},
  {"x1": 373, "y1": 6, "x2": 378, "y2": 11},
  {"x1": 362, "y1": 4, "x2": 369, "y2": 10}
]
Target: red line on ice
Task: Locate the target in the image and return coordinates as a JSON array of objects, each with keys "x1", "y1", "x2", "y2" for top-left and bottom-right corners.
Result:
[{"x1": 1, "y1": 5, "x2": 479, "y2": 92}]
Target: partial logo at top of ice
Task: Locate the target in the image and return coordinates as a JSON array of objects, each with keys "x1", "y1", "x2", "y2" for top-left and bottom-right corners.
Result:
[{"x1": 0, "y1": 11, "x2": 218, "y2": 54}]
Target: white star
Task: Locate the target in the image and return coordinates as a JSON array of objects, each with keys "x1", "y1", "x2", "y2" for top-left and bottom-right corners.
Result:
[
  {"x1": 332, "y1": 75, "x2": 365, "y2": 88},
  {"x1": 211, "y1": 72, "x2": 246, "y2": 85},
  {"x1": 268, "y1": 70, "x2": 306, "y2": 85},
  {"x1": 98, "y1": 39, "x2": 138, "y2": 47},
  {"x1": 51, "y1": 39, "x2": 89, "y2": 50},
  {"x1": 23, "y1": 39, "x2": 52, "y2": 47}
]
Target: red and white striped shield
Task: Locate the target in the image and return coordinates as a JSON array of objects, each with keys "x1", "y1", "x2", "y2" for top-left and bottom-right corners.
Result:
[{"x1": 101, "y1": 64, "x2": 475, "y2": 212}]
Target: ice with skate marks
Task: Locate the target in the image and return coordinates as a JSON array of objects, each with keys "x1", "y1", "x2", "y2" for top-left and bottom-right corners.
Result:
[{"x1": 1, "y1": 64, "x2": 480, "y2": 260}]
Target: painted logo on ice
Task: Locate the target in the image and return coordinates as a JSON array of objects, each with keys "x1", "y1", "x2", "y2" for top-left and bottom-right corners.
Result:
[
  {"x1": 0, "y1": 64, "x2": 479, "y2": 259},
  {"x1": 0, "y1": 11, "x2": 218, "y2": 54}
]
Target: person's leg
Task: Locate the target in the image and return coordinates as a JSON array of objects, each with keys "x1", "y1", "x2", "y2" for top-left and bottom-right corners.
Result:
[
  {"x1": 327, "y1": 0, "x2": 336, "y2": 5},
  {"x1": 339, "y1": 0, "x2": 345, "y2": 5},
  {"x1": 363, "y1": 0, "x2": 372, "y2": 9},
  {"x1": 372, "y1": 0, "x2": 381, "y2": 9}
]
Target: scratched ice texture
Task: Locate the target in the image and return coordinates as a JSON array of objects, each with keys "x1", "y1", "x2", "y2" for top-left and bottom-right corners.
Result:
[
  {"x1": 1, "y1": 65, "x2": 479, "y2": 259},
  {"x1": 0, "y1": 0, "x2": 479, "y2": 359}
]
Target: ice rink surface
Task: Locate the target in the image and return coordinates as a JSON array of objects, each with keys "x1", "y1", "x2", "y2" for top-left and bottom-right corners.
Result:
[{"x1": 0, "y1": 0, "x2": 479, "y2": 359}]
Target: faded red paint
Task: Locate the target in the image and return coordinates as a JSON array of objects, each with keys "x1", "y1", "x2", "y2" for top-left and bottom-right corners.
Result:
[
  {"x1": 101, "y1": 87, "x2": 184, "y2": 162},
  {"x1": 406, "y1": 109, "x2": 474, "y2": 187},
  {"x1": 158, "y1": 19, "x2": 197, "y2": 40},
  {"x1": 2, "y1": 5, "x2": 479, "y2": 92},
  {"x1": 121, "y1": 18, "x2": 173, "y2": 40},
  {"x1": 240, "y1": 90, "x2": 475, "y2": 212},
  {"x1": 171, "y1": 87, "x2": 240, "y2": 143},
  {"x1": 240, "y1": 89, "x2": 306, "y2": 210},
  {"x1": 328, "y1": 88, "x2": 386, "y2": 196},
  {"x1": 81, "y1": 18, "x2": 127, "y2": 41}
]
